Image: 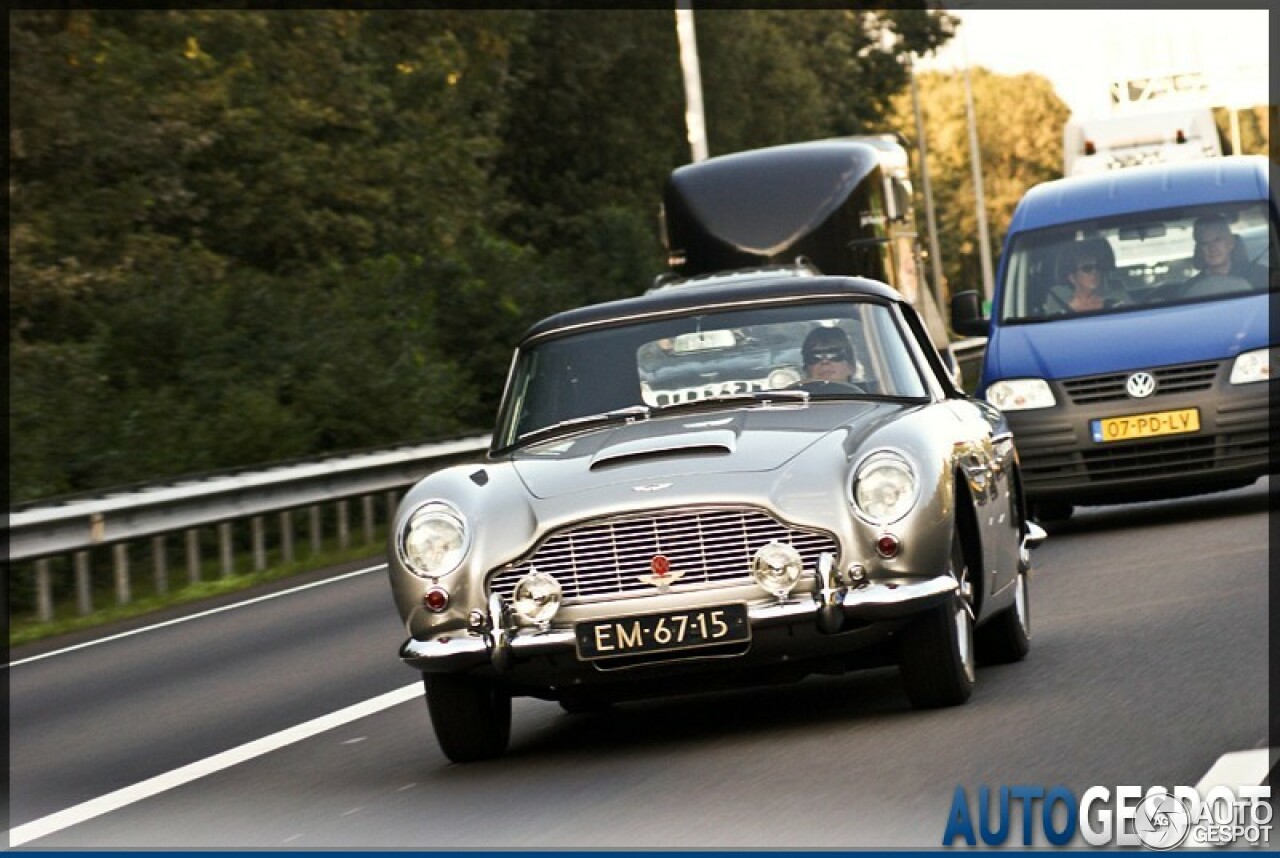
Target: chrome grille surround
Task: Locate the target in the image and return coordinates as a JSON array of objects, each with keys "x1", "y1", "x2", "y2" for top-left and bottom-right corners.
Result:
[
  {"x1": 487, "y1": 506, "x2": 839, "y2": 605},
  {"x1": 1062, "y1": 361, "x2": 1219, "y2": 405}
]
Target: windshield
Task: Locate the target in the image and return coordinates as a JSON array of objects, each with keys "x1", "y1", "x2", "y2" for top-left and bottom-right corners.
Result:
[
  {"x1": 494, "y1": 300, "x2": 929, "y2": 450},
  {"x1": 997, "y1": 200, "x2": 1275, "y2": 323}
]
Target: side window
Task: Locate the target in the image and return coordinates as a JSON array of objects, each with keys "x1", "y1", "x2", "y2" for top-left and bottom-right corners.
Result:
[{"x1": 894, "y1": 304, "x2": 953, "y2": 397}]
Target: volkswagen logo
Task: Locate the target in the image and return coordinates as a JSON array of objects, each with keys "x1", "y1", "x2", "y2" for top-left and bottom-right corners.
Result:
[{"x1": 1126, "y1": 371, "x2": 1157, "y2": 399}]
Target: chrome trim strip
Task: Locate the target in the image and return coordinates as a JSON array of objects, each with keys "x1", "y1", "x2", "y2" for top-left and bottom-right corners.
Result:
[{"x1": 401, "y1": 576, "x2": 960, "y2": 669}]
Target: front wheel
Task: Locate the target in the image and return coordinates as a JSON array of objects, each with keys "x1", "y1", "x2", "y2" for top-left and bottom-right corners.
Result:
[
  {"x1": 897, "y1": 530, "x2": 975, "y2": 708},
  {"x1": 976, "y1": 569, "x2": 1031, "y2": 665},
  {"x1": 423, "y1": 673, "x2": 512, "y2": 763}
]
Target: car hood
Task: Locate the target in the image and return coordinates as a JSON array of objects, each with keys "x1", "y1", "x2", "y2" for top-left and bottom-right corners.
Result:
[
  {"x1": 988, "y1": 294, "x2": 1270, "y2": 381},
  {"x1": 509, "y1": 403, "x2": 902, "y2": 500}
]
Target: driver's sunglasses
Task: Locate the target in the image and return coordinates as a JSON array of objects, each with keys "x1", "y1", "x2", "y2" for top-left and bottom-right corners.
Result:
[
  {"x1": 804, "y1": 348, "x2": 850, "y2": 365},
  {"x1": 1074, "y1": 262, "x2": 1100, "y2": 274}
]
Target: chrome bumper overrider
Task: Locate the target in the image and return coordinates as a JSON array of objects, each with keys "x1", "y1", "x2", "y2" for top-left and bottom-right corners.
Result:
[{"x1": 399, "y1": 574, "x2": 961, "y2": 672}]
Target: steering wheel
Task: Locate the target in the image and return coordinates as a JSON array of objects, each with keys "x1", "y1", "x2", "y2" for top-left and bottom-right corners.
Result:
[{"x1": 791, "y1": 379, "x2": 867, "y2": 395}]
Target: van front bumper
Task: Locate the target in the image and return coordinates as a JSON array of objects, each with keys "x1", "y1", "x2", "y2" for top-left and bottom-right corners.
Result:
[{"x1": 1005, "y1": 369, "x2": 1275, "y2": 506}]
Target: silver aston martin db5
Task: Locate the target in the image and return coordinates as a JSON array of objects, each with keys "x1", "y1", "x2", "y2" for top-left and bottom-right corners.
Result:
[{"x1": 387, "y1": 266, "x2": 1045, "y2": 762}]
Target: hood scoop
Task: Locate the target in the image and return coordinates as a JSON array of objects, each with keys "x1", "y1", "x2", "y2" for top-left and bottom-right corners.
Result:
[{"x1": 589, "y1": 430, "x2": 736, "y2": 471}]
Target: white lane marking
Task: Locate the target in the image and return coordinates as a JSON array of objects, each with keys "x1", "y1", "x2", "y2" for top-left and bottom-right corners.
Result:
[
  {"x1": 1182, "y1": 748, "x2": 1277, "y2": 849},
  {"x1": 6, "y1": 563, "x2": 387, "y2": 669},
  {"x1": 1194, "y1": 747, "x2": 1277, "y2": 791},
  {"x1": 7, "y1": 682, "x2": 422, "y2": 847}
]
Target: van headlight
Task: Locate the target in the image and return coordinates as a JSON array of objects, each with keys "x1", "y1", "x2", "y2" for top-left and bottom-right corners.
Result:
[
  {"x1": 986, "y1": 378, "x2": 1056, "y2": 411},
  {"x1": 397, "y1": 501, "x2": 469, "y2": 578},
  {"x1": 1229, "y1": 348, "x2": 1278, "y2": 384},
  {"x1": 851, "y1": 452, "x2": 918, "y2": 524}
]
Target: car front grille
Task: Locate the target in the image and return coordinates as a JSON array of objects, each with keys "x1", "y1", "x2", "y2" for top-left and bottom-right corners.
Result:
[
  {"x1": 487, "y1": 507, "x2": 838, "y2": 605},
  {"x1": 1062, "y1": 362, "x2": 1219, "y2": 405}
]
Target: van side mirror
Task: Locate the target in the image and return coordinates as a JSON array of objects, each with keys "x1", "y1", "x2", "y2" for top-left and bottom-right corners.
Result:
[{"x1": 950, "y1": 290, "x2": 989, "y2": 338}]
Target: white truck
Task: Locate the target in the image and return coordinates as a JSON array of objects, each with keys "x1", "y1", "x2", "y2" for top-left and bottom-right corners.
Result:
[{"x1": 1063, "y1": 108, "x2": 1222, "y2": 177}]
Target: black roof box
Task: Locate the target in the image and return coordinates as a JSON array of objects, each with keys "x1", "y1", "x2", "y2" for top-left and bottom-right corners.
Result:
[{"x1": 662, "y1": 139, "x2": 886, "y2": 280}]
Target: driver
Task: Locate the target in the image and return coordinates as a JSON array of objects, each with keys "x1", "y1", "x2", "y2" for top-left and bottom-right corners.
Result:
[{"x1": 801, "y1": 326, "x2": 857, "y2": 384}]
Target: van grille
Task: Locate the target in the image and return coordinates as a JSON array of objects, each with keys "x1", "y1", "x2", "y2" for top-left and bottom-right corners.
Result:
[{"x1": 1063, "y1": 362, "x2": 1219, "y2": 404}]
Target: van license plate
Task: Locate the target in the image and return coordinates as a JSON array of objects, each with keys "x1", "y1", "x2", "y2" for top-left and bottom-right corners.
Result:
[
  {"x1": 1091, "y1": 408, "x2": 1200, "y2": 443},
  {"x1": 576, "y1": 604, "x2": 749, "y2": 661}
]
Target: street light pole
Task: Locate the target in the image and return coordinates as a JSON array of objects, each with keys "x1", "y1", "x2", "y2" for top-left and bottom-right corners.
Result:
[
  {"x1": 908, "y1": 54, "x2": 947, "y2": 317},
  {"x1": 675, "y1": 3, "x2": 708, "y2": 163},
  {"x1": 961, "y1": 38, "x2": 995, "y2": 304}
]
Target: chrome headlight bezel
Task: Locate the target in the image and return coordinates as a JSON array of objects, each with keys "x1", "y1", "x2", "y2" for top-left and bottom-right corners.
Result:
[
  {"x1": 396, "y1": 500, "x2": 470, "y2": 579},
  {"x1": 986, "y1": 378, "x2": 1057, "y2": 411},
  {"x1": 850, "y1": 450, "x2": 919, "y2": 525},
  {"x1": 1229, "y1": 347, "x2": 1277, "y2": 385}
]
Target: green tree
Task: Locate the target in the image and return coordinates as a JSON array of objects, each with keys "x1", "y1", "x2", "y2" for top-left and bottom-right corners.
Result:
[
  {"x1": 9, "y1": 8, "x2": 960, "y2": 504},
  {"x1": 887, "y1": 68, "x2": 1070, "y2": 304}
]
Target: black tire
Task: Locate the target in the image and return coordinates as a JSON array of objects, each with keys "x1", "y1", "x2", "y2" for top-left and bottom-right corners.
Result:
[
  {"x1": 898, "y1": 530, "x2": 975, "y2": 709},
  {"x1": 976, "y1": 569, "x2": 1031, "y2": 665},
  {"x1": 423, "y1": 673, "x2": 511, "y2": 763},
  {"x1": 558, "y1": 695, "x2": 614, "y2": 715},
  {"x1": 1031, "y1": 501, "x2": 1073, "y2": 523}
]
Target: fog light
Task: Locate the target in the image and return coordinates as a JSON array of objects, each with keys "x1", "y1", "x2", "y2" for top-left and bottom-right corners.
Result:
[
  {"x1": 875, "y1": 534, "x2": 901, "y2": 558},
  {"x1": 424, "y1": 586, "x2": 450, "y2": 612},
  {"x1": 512, "y1": 570, "x2": 562, "y2": 627},
  {"x1": 751, "y1": 541, "x2": 803, "y2": 599}
]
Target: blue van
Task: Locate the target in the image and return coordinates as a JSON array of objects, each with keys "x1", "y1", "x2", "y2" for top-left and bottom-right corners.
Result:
[{"x1": 952, "y1": 156, "x2": 1275, "y2": 521}]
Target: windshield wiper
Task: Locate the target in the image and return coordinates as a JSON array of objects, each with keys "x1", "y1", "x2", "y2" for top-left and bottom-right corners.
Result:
[
  {"x1": 650, "y1": 389, "x2": 811, "y2": 416},
  {"x1": 515, "y1": 405, "x2": 651, "y2": 447}
]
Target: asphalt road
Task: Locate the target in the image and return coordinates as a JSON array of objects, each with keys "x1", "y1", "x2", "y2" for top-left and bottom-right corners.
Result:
[{"x1": 7, "y1": 480, "x2": 1272, "y2": 848}]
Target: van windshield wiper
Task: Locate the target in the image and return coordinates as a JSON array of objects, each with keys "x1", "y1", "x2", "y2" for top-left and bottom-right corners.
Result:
[{"x1": 515, "y1": 405, "x2": 651, "y2": 447}]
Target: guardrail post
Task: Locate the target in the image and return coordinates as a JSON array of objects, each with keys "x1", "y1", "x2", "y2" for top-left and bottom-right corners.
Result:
[
  {"x1": 35, "y1": 558, "x2": 53, "y2": 623},
  {"x1": 280, "y1": 510, "x2": 294, "y2": 564},
  {"x1": 362, "y1": 495, "x2": 374, "y2": 544},
  {"x1": 153, "y1": 536, "x2": 168, "y2": 595},
  {"x1": 385, "y1": 491, "x2": 398, "y2": 529},
  {"x1": 113, "y1": 543, "x2": 131, "y2": 605},
  {"x1": 219, "y1": 522, "x2": 234, "y2": 578},
  {"x1": 337, "y1": 500, "x2": 350, "y2": 550},
  {"x1": 186, "y1": 528, "x2": 201, "y2": 584},
  {"x1": 309, "y1": 506, "x2": 322, "y2": 555},
  {"x1": 251, "y1": 516, "x2": 266, "y2": 571},
  {"x1": 74, "y1": 551, "x2": 92, "y2": 616}
]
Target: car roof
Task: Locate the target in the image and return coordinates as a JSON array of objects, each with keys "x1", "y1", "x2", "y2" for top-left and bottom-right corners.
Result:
[
  {"x1": 521, "y1": 273, "x2": 904, "y2": 343},
  {"x1": 1009, "y1": 156, "x2": 1272, "y2": 233}
]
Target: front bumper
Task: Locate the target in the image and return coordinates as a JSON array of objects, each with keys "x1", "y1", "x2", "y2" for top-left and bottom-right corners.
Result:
[
  {"x1": 1005, "y1": 370, "x2": 1274, "y2": 505},
  {"x1": 400, "y1": 574, "x2": 958, "y2": 675}
]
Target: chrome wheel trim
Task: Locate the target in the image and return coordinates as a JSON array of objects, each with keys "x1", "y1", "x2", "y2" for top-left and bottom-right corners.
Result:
[
  {"x1": 1014, "y1": 571, "x2": 1030, "y2": 637},
  {"x1": 953, "y1": 542, "x2": 976, "y2": 683}
]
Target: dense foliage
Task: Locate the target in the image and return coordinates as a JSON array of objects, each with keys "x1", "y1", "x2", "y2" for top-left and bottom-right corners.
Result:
[{"x1": 9, "y1": 9, "x2": 961, "y2": 504}]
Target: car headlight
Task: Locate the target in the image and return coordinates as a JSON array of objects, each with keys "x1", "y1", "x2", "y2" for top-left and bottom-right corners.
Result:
[
  {"x1": 851, "y1": 452, "x2": 918, "y2": 524},
  {"x1": 986, "y1": 378, "x2": 1056, "y2": 411},
  {"x1": 397, "y1": 501, "x2": 469, "y2": 578},
  {"x1": 1229, "y1": 347, "x2": 1278, "y2": 384}
]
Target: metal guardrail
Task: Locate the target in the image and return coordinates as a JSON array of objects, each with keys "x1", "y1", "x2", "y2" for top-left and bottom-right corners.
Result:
[
  {"x1": 8, "y1": 435, "x2": 491, "y2": 623},
  {"x1": 8, "y1": 341, "x2": 989, "y2": 626}
]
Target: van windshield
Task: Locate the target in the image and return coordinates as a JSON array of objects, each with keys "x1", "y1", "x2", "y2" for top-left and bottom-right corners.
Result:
[{"x1": 997, "y1": 201, "x2": 1275, "y2": 323}]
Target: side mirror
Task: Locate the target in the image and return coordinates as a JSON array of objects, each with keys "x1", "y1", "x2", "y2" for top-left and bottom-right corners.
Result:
[{"x1": 950, "y1": 290, "x2": 989, "y2": 338}]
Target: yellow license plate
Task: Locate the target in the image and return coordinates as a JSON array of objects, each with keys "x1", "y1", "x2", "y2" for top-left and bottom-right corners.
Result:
[{"x1": 1091, "y1": 408, "x2": 1200, "y2": 443}]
